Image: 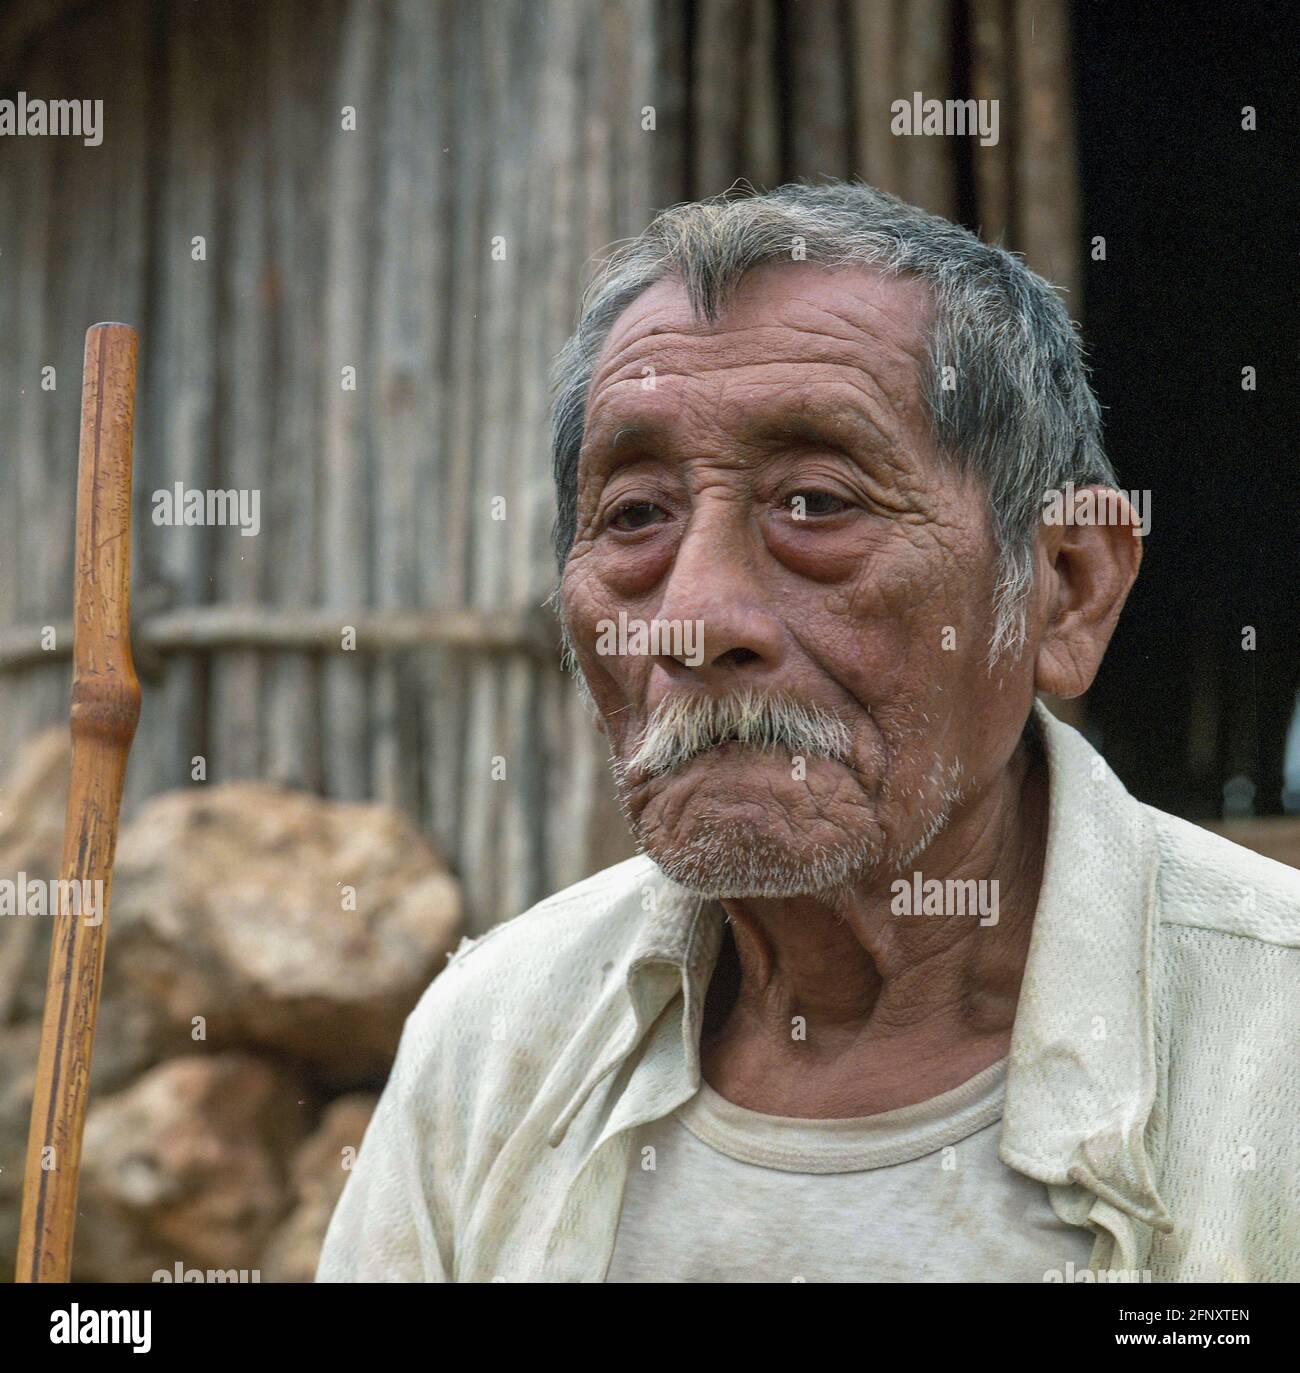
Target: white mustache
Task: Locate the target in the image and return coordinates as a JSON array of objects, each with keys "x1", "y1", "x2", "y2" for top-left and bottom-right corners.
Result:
[{"x1": 619, "y1": 690, "x2": 853, "y2": 780}]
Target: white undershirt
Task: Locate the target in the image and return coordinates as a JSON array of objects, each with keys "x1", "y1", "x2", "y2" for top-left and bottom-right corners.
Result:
[{"x1": 605, "y1": 1057, "x2": 1098, "y2": 1282}]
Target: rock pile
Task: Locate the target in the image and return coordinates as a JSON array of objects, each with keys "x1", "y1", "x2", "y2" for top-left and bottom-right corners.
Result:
[{"x1": 0, "y1": 730, "x2": 460, "y2": 1282}]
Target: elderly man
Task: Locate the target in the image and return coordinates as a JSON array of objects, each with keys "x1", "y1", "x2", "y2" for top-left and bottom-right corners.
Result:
[{"x1": 318, "y1": 182, "x2": 1299, "y2": 1283}]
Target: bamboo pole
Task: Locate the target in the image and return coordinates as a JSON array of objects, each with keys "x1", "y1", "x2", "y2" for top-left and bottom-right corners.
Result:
[
  {"x1": 693, "y1": 0, "x2": 749, "y2": 195},
  {"x1": 1012, "y1": 0, "x2": 1081, "y2": 303},
  {"x1": 786, "y1": 0, "x2": 851, "y2": 181},
  {"x1": 896, "y1": 0, "x2": 956, "y2": 218},
  {"x1": 15, "y1": 323, "x2": 141, "y2": 1284},
  {"x1": 969, "y1": 0, "x2": 1014, "y2": 244},
  {"x1": 320, "y1": 0, "x2": 380, "y2": 803},
  {"x1": 849, "y1": 0, "x2": 901, "y2": 196}
]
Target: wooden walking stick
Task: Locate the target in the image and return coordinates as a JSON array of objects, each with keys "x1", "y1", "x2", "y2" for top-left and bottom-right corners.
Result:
[{"x1": 16, "y1": 323, "x2": 141, "y2": 1283}]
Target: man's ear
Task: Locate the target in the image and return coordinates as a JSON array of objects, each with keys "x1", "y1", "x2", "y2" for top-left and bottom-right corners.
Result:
[{"x1": 1034, "y1": 487, "x2": 1143, "y2": 699}]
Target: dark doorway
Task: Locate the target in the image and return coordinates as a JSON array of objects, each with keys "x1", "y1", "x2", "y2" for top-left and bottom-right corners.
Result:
[{"x1": 1070, "y1": 0, "x2": 1298, "y2": 820}]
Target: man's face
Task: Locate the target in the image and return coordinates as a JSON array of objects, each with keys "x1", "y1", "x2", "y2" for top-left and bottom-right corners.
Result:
[{"x1": 560, "y1": 262, "x2": 1039, "y2": 896}]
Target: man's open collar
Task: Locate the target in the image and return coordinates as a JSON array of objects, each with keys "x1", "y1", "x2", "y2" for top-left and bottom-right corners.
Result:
[
  {"x1": 545, "y1": 876, "x2": 721, "y2": 1148},
  {"x1": 550, "y1": 700, "x2": 1173, "y2": 1235}
]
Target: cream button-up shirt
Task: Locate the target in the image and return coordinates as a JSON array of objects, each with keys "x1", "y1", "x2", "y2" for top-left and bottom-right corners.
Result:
[{"x1": 317, "y1": 700, "x2": 1300, "y2": 1282}]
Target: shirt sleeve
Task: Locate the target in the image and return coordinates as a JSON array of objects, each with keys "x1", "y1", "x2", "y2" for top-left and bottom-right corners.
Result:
[{"x1": 315, "y1": 1043, "x2": 451, "y2": 1282}]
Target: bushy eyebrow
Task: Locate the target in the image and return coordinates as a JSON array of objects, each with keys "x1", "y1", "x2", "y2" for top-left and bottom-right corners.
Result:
[
  {"x1": 579, "y1": 420, "x2": 668, "y2": 464},
  {"x1": 745, "y1": 418, "x2": 858, "y2": 458},
  {"x1": 744, "y1": 407, "x2": 894, "y2": 456},
  {"x1": 609, "y1": 425, "x2": 653, "y2": 452}
]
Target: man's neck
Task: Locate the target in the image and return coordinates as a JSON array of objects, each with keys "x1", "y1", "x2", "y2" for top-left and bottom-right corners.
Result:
[{"x1": 700, "y1": 728, "x2": 1050, "y2": 1118}]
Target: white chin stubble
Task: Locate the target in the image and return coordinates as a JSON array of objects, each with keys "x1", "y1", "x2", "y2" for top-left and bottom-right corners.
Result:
[
  {"x1": 617, "y1": 749, "x2": 966, "y2": 899},
  {"x1": 614, "y1": 751, "x2": 879, "y2": 898},
  {"x1": 594, "y1": 680, "x2": 967, "y2": 898}
]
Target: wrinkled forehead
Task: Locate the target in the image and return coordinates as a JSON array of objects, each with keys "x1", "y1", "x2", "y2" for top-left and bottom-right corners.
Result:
[
  {"x1": 579, "y1": 262, "x2": 939, "y2": 475},
  {"x1": 587, "y1": 261, "x2": 934, "y2": 407}
]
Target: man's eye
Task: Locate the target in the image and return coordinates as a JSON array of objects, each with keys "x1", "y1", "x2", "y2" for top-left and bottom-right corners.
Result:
[
  {"x1": 786, "y1": 490, "x2": 848, "y2": 518},
  {"x1": 609, "y1": 501, "x2": 665, "y2": 531}
]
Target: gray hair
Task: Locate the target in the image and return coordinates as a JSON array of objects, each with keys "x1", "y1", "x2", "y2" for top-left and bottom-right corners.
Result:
[{"x1": 550, "y1": 179, "x2": 1117, "y2": 662}]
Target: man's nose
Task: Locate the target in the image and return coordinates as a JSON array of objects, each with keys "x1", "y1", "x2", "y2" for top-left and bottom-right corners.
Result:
[{"x1": 650, "y1": 512, "x2": 787, "y2": 688}]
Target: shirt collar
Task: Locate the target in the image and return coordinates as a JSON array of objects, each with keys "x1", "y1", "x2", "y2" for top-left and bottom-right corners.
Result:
[
  {"x1": 544, "y1": 878, "x2": 721, "y2": 1148},
  {"x1": 549, "y1": 699, "x2": 1172, "y2": 1232},
  {"x1": 998, "y1": 700, "x2": 1172, "y2": 1231}
]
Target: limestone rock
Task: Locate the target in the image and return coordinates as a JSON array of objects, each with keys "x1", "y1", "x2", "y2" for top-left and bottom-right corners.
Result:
[
  {"x1": 261, "y1": 1092, "x2": 377, "y2": 1282},
  {"x1": 0, "y1": 729, "x2": 161, "y2": 1084},
  {"x1": 0, "y1": 728, "x2": 67, "y2": 1278},
  {"x1": 0, "y1": 726, "x2": 68, "y2": 866},
  {"x1": 0, "y1": 731, "x2": 164, "y2": 1277},
  {"x1": 0, "y1": 1020, "x2": 43, "y2": 1281},
  {"x1": 75, "y1": 1052, "x2": 313, "y2": 1283},
  {"x1": 109, "y1": 782, "x2": 461, "y2": 1085},
  {"x1": 0, "y1": 727, "x2": 69, "y2": 1023}
]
